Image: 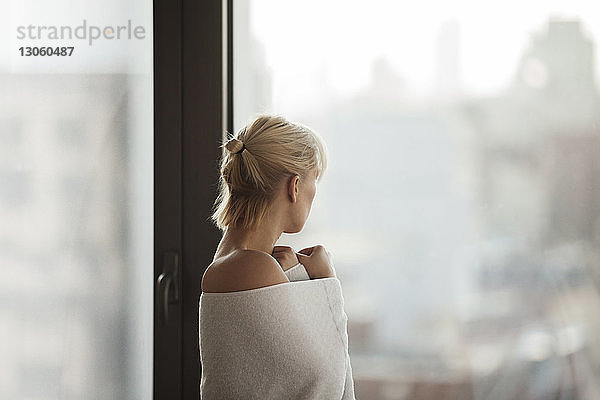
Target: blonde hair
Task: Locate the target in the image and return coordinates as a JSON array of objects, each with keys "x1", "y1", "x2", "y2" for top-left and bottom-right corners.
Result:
[{"x1": 210, "y1": 114, "x2": 328, "y2": 232}]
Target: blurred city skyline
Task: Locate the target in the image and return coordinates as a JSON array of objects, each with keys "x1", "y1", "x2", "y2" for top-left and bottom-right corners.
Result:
[
  {"x1": 246, "y1": 0, "x2": 600, "y2": 112},
  {"x1": 236, "y1": 3, "x2": 600, "y2": 397}
]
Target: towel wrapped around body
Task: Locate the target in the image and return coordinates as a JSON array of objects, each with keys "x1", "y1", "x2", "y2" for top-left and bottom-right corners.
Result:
[{"x1": 199, "y1": 262, "x2": 356, "y2": 399}]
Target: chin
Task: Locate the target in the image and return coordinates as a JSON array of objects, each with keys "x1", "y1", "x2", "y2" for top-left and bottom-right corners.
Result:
[{"x1": 284, "y1": 221, "x2": 306, "y2": 234}]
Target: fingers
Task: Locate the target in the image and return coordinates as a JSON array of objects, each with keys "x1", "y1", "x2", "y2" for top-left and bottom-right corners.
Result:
[
  {"x1": 297, "y1": 247, "x2": 313, "y2": 255},
  {"x1": 273, "y1": 245, "x2": 294, "y2": 253},
  {"x1": 273, "y1": 245, "x2": 291, "y2": 251},
  {"x1": 298, "y1": 244, "x2": 328, "y2": 256},
  {"x1": 279, "y1": 244, "x2": 329, "y2": 257}
]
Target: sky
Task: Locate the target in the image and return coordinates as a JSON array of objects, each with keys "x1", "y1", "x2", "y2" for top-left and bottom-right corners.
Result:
[
  {"x1": 3, "y1": 0, "x2": 597, "y2": 87},
  {"x1": 249, "y1": 0, "x2": 600, "y2": 102}
]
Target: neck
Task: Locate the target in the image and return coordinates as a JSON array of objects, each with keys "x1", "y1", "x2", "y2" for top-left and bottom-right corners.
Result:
[{"x1": 216, "y1": 222, "x2": 283, "y2": 259}]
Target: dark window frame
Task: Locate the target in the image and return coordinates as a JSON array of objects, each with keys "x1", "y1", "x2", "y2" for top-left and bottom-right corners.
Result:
[{"x1": 153, "y1": 0, "x2": 229, "y2": 398}]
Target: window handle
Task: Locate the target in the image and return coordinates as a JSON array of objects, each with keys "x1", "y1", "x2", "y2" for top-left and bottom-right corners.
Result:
[{"x1": 156, "y1": 251, "x2": 180, "y2": 326}]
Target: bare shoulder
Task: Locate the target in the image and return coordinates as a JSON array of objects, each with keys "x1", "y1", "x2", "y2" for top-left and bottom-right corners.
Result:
[{"x1": 201, "y1": 249, "x2": 289, "y2": 293}]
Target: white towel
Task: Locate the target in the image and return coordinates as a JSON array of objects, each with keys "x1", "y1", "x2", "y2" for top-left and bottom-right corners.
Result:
[
  {"x1": 199, "y1": 262, "x2": 356, "y2": 399},
  {"x1": 282, "y1": 261, "x2": 312, "y2": 281}
]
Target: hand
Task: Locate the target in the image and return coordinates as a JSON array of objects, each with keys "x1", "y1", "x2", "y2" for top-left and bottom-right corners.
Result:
[
  {"x1": 295, "y1": 245, "x2": 335, "y2": 279},
  {"x1": 272, "y1": 245, "x2": 300, "y2": 271}
]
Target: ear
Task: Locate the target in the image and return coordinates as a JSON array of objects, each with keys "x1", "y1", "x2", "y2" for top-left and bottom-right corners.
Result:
[{"x1": 288, "y1": 174, "x2": 300, "y2": 202}]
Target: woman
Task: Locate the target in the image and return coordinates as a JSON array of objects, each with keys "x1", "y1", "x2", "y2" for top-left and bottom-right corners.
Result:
[{"x1": 199, "y1": 114, "x2": 356, "y2": 399}]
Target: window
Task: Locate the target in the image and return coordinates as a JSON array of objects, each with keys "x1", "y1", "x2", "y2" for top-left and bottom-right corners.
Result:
[
  {"x1": 235, "y1": 1, "x2": 600, "y2": 398},
  {"x1": 0, "y1": 2, "x2": 153, "y2": 399}
]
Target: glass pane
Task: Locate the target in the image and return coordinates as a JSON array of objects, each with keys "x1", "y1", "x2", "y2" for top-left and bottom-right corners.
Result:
[
  {"x1": 1, "y1": 1, "x2": 153, "y2": 399},
  {"x1": 235, "y1": 1, "x2": 600, "y2": 399}
]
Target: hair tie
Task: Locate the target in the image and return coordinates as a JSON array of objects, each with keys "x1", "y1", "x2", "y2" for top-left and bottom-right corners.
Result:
[{"x1": 235, "y1": 142, "x2": 246, "y2": 154}]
